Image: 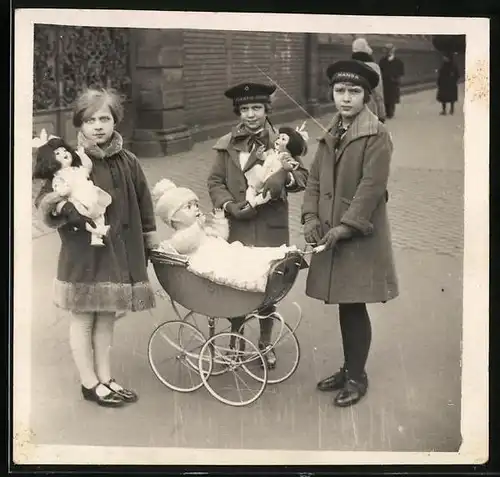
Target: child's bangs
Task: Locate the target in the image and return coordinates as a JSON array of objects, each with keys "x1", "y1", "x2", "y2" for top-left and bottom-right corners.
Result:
[{"x1": 80, "y1": 95, "x2": 112, "y2": 122}]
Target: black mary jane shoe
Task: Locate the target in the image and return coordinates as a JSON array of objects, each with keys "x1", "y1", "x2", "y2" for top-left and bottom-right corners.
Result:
[
  {"x1": 317, "y1": 367, "x2": 347, "y2": 392},
  {"x1": 81, "y1": 383, "x2": 125, "y2": 407},
  {"x1": 104, "y1": 379, "x2": 139, "y2": 403},
  {"x1": 333, "y1": 376, "x2": 369, "y2": 408}
]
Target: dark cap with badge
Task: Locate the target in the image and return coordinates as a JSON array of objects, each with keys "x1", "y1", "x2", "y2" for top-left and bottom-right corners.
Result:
[
  {"x1": 326, "y1": 59, "x2": 379, "y2": 91},
  {"x1": 224, "y1": 82, "x2": 277, "y2": 107}
]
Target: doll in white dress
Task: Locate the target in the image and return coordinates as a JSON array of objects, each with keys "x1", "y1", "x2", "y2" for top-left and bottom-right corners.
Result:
[
  {"x1": 33, "y1": 129, "x2": 111, "y2": 246},
  {"x1": 244, "y1": 122, "x2": 309, "y2": 207},
  {"x1": 152, "y1": 179, "x2": 297, "y2": 293}
]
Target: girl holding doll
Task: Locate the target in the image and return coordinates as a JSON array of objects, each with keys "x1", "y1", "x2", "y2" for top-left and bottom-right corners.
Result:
[
  {"x1": 207, "y1": 82, "x2": 309, "y2": 369},
  {"x1": 34, "y1": 88, "x2": 158, "y2": 408}
]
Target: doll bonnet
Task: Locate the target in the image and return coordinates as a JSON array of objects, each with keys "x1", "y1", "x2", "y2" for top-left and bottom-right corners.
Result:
[{"x1": 152, "y1": 179, "x2": 199, "y2": 226}]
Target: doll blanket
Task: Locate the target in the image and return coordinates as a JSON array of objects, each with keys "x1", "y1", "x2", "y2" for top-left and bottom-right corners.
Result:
[{"x1": 158, "y1": 235, "x2": 297, "y2": 293}]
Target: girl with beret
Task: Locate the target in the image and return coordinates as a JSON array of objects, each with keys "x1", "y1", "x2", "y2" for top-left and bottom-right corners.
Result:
[
  {"x1": 34, "y1": 88, "x2": 159, "y2": 407},
  {"x1": 302, "y1": 60, "x2": 399, "y2": 407},
  {"x1": 207, "y1": 82, "x2": 309, "y2": 369}
]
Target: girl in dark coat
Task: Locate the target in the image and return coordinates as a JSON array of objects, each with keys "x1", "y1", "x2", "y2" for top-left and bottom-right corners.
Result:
[
  {"x1": 437, "y1": 53, "x2": 460, "y2": 115},
  {"x1": 302, "y1": 60, "x2": 399, "y2": 408},
  {"x1": 34, "y1": 88, "x2": 158, "y2": 408},
  {"x1": 207, "y1": 82, "x2": 309, "y2": 368}
]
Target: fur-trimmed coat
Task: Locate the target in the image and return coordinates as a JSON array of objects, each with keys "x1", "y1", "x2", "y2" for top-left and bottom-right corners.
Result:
[
  {"x1": 301, "y1": 107, "x2": 399, "y2": 304},
  {"x1": 35, "y1": 132, "x2": 158, "y2": 313},
  {"x1": 207, "y1": 123, "x2": 309, "y2": 247}
]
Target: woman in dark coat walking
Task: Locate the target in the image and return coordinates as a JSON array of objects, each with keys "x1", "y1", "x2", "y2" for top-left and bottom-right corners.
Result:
[
  {"x1": 34, "y1": 88, "x2": 158, "y2": 407},
  {"x1": 302, "y1": 60, "x2": 399, "y2": 407},
  {"x1": 437, "y1": 53, "x2": 460, "y2": 115},
  {"x1": 207, "y1": 82, "x2": 309, "y2": 368}
]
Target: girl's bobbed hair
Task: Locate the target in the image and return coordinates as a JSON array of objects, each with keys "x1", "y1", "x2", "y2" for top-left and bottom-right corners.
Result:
[
  {"x1": 72, "y1": 87, "x2": 124, "y2": 128},
  {"x1": 33, "y1": 138, "x2": 82, "y2": 180}
]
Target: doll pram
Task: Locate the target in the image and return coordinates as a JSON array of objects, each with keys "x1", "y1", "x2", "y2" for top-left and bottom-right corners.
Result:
[{"x1": 147, "y1": 247, "x2": 309, "y2": 407}]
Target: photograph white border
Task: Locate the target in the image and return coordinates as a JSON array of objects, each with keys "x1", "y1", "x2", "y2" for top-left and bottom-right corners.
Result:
[{"x1": 13, "y1": 9, "x2": 490, "y2": 466}]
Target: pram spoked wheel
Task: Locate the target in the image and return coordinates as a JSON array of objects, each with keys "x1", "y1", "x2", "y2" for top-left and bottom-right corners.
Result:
[
  {"x1": 148, "y1": 320, "x2": 211, "y2": 393},
  {"x1": 237, "y1": 311, "x2": 301, "y2": 384},
  {"x1": 198, "y1": 332, "x2": 268, "y2": 407}
]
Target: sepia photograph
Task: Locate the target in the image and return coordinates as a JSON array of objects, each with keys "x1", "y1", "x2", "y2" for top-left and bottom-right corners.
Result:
[{"x1": 13, "y1": 10, "x2": 489, "y2": 466}]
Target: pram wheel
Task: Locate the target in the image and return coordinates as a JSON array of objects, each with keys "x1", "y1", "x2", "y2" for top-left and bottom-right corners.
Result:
[
  {"x1": 182, "y1": 311, "x2": 231, "y2": 376},
  {"x1": 198, "y1": 332, "x2": 268, "y2": 407},
  {"x1": 148, "y1": 320, "x2": 211, "y2": 393},
  {"x1": 237, "y1": 312, "x2": 301, "y2": 385}
]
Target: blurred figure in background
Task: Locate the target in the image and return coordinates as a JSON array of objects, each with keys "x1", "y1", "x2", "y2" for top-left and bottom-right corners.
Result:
[
  {"x1": 437, "y1": 52, "x2": 460, "y2": 116},
  {"x1": 379, "y1": 43, "x2": 405, "y2": 119},
  {"x1": 351, "y1": 37, "x2": 386, "y2": 122}
]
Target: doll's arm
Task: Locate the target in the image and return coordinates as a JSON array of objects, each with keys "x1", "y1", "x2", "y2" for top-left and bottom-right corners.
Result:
[
  {"x1": 76, "y1": 147, "x2": 93, "y2": 175},
  {"x1": 204, "y1": 210, "x2": 230, "y2": 241}
]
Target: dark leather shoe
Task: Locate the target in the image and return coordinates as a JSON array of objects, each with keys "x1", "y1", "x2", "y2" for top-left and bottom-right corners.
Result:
[
  {"x1": 334, "y1": 376, "x2": 368, "y2": 408},
  {"x1": 104, "y1": 379, "x2": 139, "y2": 403},
  {"x1": 317, "y1": 368, "x2": 346, "y2": 392},
  {"x1": 81, "y1": 383, "x2": 125, "y2": 407},
  {"x1": 259, "y1": 342, "x2": 277, "y2": 370}
]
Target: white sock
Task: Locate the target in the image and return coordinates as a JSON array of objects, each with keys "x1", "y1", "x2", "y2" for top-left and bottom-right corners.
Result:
[
  {"x1": 69, "y1": 312, "x2": 99, "y2": 389},
  {"x1": 92, "y1": 312, "x2": 117, "y2": 385}
]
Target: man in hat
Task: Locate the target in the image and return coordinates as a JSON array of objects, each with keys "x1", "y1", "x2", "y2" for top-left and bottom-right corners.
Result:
[
  {"x1": 302, "y1": 59, "x2": 399, "y2": 407},
  {"x1": 207, "y1": 82, "x2": 309, "y2": 369},
  {"x1": 378, "y1": 43, "x2": 405, "y2": 119}
]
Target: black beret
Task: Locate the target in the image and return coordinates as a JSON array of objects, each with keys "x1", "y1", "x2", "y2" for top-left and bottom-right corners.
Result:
[
  {"x1": 224, "y1": 82, "x2": 277, "y2": 106},
  {"x1": 326, "y1": 59, "x2": 379, "y2": 90}
]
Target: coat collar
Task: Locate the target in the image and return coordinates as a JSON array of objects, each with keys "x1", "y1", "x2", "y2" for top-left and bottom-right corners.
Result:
[
  {"x1": 213, "y1": 122, "x2": 278, "y2": 171},
  {"x1": 319, "y1": 106, "x2": 380, "y2": 160}
]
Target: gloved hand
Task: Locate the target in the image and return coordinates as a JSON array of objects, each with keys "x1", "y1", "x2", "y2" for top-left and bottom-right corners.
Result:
[
  {"x1": 60, "y1": 202, "x2": 96, "y2": 230},
  {"x1": 226, "y1": 201, "x2": 257, "y2": 220},
  {"x1": 261, "y1": 169, "x2": 289, "y2": 200},
  {"x1": 316, "y1": 224, "x2": 354, "y2": 251},
  {"x1": 303, "y1": 214, "x2": 322, "y2": 246}
]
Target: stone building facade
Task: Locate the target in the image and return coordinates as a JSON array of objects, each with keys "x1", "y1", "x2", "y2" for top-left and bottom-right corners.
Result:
[{"x1": 32, "y1": 27, "x2": 461, "y2": 157}]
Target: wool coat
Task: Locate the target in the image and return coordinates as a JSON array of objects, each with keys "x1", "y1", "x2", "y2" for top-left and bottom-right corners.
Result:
[
  {"x1": 207, "y1": 123, "x2": 309, "y2": 247},
  {"x1": 35, "y1": 132, "x2": 158, "y2": 313},
  {"x1": 437, "y1": 60, "x2": 460, "y2": 103},
  {"x1": 302, "y1": 107, "x2": 399, "y2": 304},
  {"x1": 379, "y1": 56, "x2": 405, "y2": 105}
]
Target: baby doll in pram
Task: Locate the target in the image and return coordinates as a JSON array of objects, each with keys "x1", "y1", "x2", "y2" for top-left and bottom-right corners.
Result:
[
  {"x1": 244, "y1": 122, "x2": 309, "y2": 208},
  {"x1": 151, "y1": 178, "x2": 299, "y2": 294}
]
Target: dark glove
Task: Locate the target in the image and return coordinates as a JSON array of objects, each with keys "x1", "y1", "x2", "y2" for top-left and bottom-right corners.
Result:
[
  {"x1": 303, "y1": 214, "x2": 322, "y2": 246},
  {"x1": 261, "y1": 169, "x2": 289, "y2": 201},
  {"x1": 61, "y1": 202, "x2": 96, "y2": 230},
  {"x1": 226, "y1": 201, "x2": 257, "y2": 221},
  {"x1": 317, "y1": 225, "x2": 354, "y2": 251}
]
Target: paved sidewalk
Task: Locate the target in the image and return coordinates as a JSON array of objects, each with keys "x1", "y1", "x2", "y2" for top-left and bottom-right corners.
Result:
[{"x1": 27, "y1": 86, "x2": 464, "y2": 454}]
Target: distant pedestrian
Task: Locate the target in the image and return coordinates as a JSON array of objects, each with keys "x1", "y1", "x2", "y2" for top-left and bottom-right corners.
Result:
[
  {"x1": 351, "y1": 37, "x2": 386, "y2": 122},
  {"x1": 302, "y1": 60, "x2": 399, "y2": 408},
  {"x1": 207, "y1": 82, "x2": 309, "y2": 369},
  {"x1": 437, "y1": 52, "x2": 460, "y2": 115},
  {"x1": 34, "y1": 88, "x2": 158, "y2": 408},
  {"x1": 379, "y1": 44, "x2": 405, "y2": 119}
]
